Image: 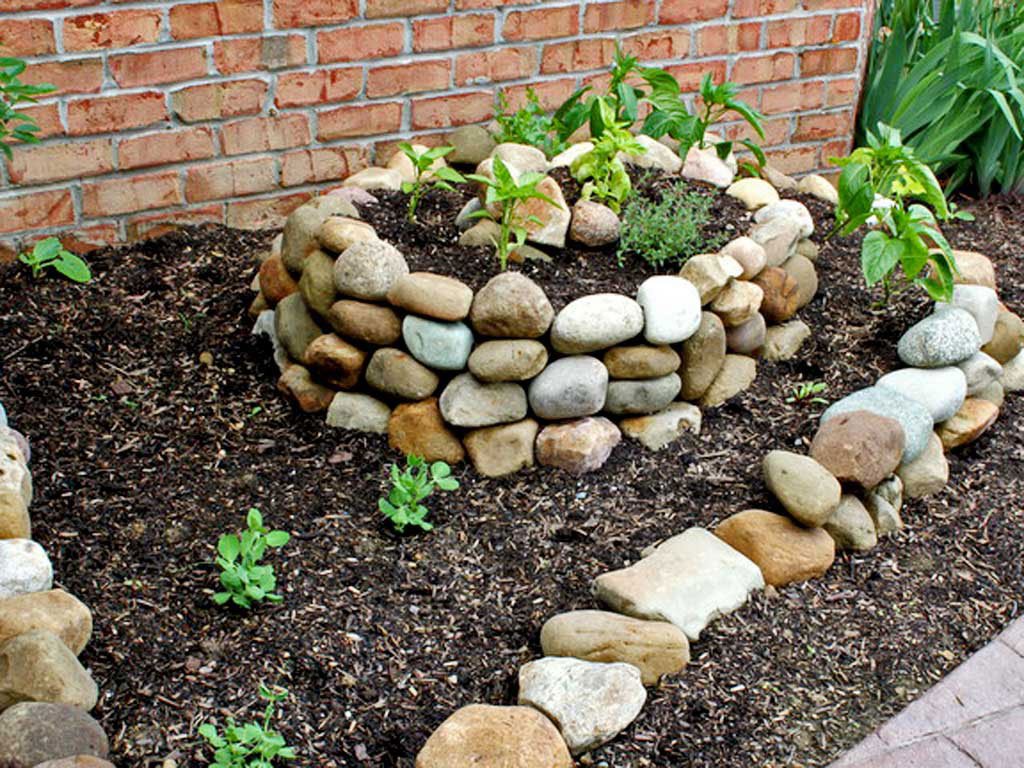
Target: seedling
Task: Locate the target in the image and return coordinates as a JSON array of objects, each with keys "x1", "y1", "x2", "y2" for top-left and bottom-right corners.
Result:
[
  {"x1": 213, "y1": 508, "x2": 290, "y2": 609},
  {"x1": 379, "y1": 455, "x2": 459, "y2": 533},
  {"x1": 571, "y1": 98, "x2": 646, "y2": 212},
  {"x1": 1, "y1": 55, "x2": 54, "y2": 158},
  {"x1": 399, "y1": 143, "x2": 466, "y2": 223},
  {"x1": 19, "y1": 237, "x2": 92, "y2": 283},
  {"x1": 198, "y1": 684, "x2": 297, "y2": 768},
  {"x1": 786, "y1": 381, "x2": 829, "y2": 405}
]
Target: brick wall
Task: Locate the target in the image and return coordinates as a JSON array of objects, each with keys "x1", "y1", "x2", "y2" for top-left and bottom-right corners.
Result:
[{"x1": 0, "y1": 0, "x2": 872, "y2": 253}]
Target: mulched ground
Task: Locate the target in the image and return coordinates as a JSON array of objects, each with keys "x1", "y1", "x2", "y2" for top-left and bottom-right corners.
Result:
[{"x1": 1, "y1": 177, "x2": 1022, "y2": 768}]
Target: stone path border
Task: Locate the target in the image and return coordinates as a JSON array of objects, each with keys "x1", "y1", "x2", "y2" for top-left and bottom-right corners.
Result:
[{"x1": 830, "y1": 616, "x2": 1024, "y2": 768}]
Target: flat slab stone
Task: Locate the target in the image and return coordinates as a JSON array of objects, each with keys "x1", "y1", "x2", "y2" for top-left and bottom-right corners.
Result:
[{"x1": 592, "y1": 527, "x2": 764, "y2": 641}]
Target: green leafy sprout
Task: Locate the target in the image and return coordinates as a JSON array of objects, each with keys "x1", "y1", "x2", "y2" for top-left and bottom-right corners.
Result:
[
  {"x1": 493, "y1": 88, "x2": 590, "y2": 159},
  {"x1": 213, "y1": 508, "x2": 290, "y2": 609},
  {"x1": 399, "y1": 142, "x2": 466, "y2": 223},
  {"x1": 571, "y1": 97, "x2": 646, "y2": 212},
  {"x1": 785, "y1": 381, "x2": 829, "y2": 405},
  {"x1": 466, "y1": 154, "x2": 559, "y2": 270},
  {"x1": 198, "y1": 684, "x2": 297, "y2": 768},
  {"x1": 379, "y1": 455, "x2": 459, "y2": 534},
  {"x1": 19, "y1": 237, "x2": 92, "y2": 283},
  {"x1": 0, "y1": 55, "x2": 54, "y2": 159}
]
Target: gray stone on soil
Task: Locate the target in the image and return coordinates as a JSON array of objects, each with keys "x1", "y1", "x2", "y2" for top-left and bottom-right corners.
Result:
[
  {"x1": 1003, "y1": 349, "x2": 1024, "y2": 393},
  {"x1": 897, "y1": 432, "x2": 948, "y2": 498},
  {"x1": 551, "y1": 294, "x2": 644, "y2": 354},
  {"x1": 725, "y1": 313, "x2": 766, "y2": 355},
  {"x1": 824, "y1": 495, "x2": 877, "y2": 552},
  {"x1": 680, "y1": 312, "x2": 727, "y2": 400},
  {"x1": 459, "y1": 219, "x2": 500, "y2": 247},
  {"x1": 281, "y1": 196, "x2": 357, "y2": 274},
  {"x1": 876, "y1": 366, "x2": 967, "y2": 423},
  {"x1": 517, "y1": 657, "x2": 646, "y2": 755},
  {"x1": 821, "y1": 386, "x2": 934, "y2": 462},
  {"x1": 494, "y1": 142, "x2": 548, "y2": 174},
  {"x1": 749, "y1": 216, "x2": 802, "y2": 267},
  {"x1": 570, "y1": 200, "x2": 621, "y2": 247},
  {"x1": 762, "y1": 320, "x2": 811, "y2": 361},
  {"x1": 274, "y1": 293, "x2": 322, "y2": 362},
  {"x1": 365, "y1": 348, "x2": 439, "y2": 400},
  {"x1": 470, "y1": 271, "x2": 554, "y2": 339},
  {"x1": 897, "y1": 307, "x2": 981, "y2": 368},
  {"x1": 326, "y1": 392, "x2": 391, "y2": 434},
  {"x1": 448, "y1": 125, "x2": 496, "y2": 166},
  {"x1": 455, "y1": 198, "x2": 483, "y2": 230},
  {"x1": 0, "y1": 630, "x2": 98, "y2": 712},
  {"x1": 957, "y1": 351, "x2": 1003, "y2": 396},
  {"x1": 700, "y1": 354, "x2": 757, "y2": 407},
  {"x1": 636, "y1": 276, "x2": 702, "y2": 345},
  {"x1": 528, "y1": 356, "x2": 609, "y2": 420},
  {"x1": 865, "y1": 476, "x2": 904, "y2": 536},
  {"x1": 297, "y1": 249, "x2": 336, "y2": 317},
  {"x1": 936, "y1": 284, "x2": 999, "y2": 344},
  {"x1": 604, "y1": 374, "x2": 681, "y2": 416},
  {"x1": 0, "y1": 539, "x2": 52, "y2": 600},
  {"x1": 439, "y1": 373, "x2": 528, "y2": 428},
  {"x1": 402, "y1": 316, "x2": 474, "y2": 371},
  {"x1": 762, "y1": 450, "x2": 842, "y2": 527},
  {"x1": 0, "y1": 702, "x2": 108, "y2": 765},
  {"x1": 332, "y1": 240, "x2": 408, "y2": 300}
]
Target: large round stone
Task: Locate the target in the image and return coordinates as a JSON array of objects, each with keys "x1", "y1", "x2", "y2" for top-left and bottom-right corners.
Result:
[
  {"x1": 468, "y1": 340, "x2": 548, "y2": 382},
  {"x1": 297, "y1": 249, "x2": 336, "y2": 317},
  {"x1": 716, "y1": 509, "x2": 835, "y2": 586},
  {"x1": 752, "y1": 267, "x2": 799, "y2": 323},
  {"x1": 603, "y1": 345, "x2": 680, "y2": 380},
  {"x1": 316, "y1": 216, "x2": 377, "y2": 253},
  {"x1": 636, "y1": 276, "x2": 702, "y2": 344},
  {"x1": 535, "y1": 417, "x2": 621, "y2": 474},
  {"x1": 876, "y1": 367, "x2": 967, "y2": 423},
  {"x1": 570, "y1": 200, "x2": 621, "y2": 247},
  {"x1": 725, "y1": 313, "x2": 766, "y2": 355},
  {"x1": 821, "y1": 386, "x2": 934, "y2": 461},
  {"x1": 439, "y1": 374, "x2": 528, "y2": 428},
  {"x1": 753, "y1": 199, "x2": 814, "y2": 238},
  {"x1": 332, "y1": 240, "x2": 408, "y2": 300},
  {"x1": 326, "y1": 392, "x2": 391, "y2": 434},
  {"x1": 726, "y1": 178, "x2": 779, "y2": 210},
  {"x1": 823, "y1": 495, "x2": 877, "y2": 552},
  {"x1": 809, "y1": 411, "x2": 905, "y2": 488},
  {"x1": 0, "y1": 591, "x2": 92, "y2": 655},
  {"x1": 388, "y1": 272, "x2": 474, "y2": 322},
  {"x1": 897, "y1": 307, "x2": 981, "y2": 367},
  {"x1": 463, "y1": 420, "x2": 538, "y2": 478},
  {"x1": 0, "y1": 630, "x2": 99, "y2": 712},
  {"x1": 388, "y1": 399, "x2": 464, "y2": 464},
  {"x1": 528, "y1": 357, "x2": 609, "y2": 420},
  {"x1": 303, "y1": 334, "x2": 365, "y2": 390},
  {"x1": 897, "y1": 432, "x2": 948, "y2": 498},
  {"x1": 781, "y1": 254, "x2": 818, "y2": 309},
  {"x1": 0, "y1": 702, "x2": 108, "y2": 765},
  {"x1": 274, "y1": 293, "x2": 322, "y2": 362},
  {"x1": 257, "y1": 254, "x2": 298, "y2": 304},
  {"x1": 327, "y1": 300, "x2": 402, "y2": 346},
  {"x1": 937, "y1": 397, "x2": 999, "y2": 450},
  {"x1": 0, "y1": 539, "x2": 52, "y2": 600},
  {"x1": 604, "y1": 374, "x2": 681, "y2": 415},
  {"x1": 720, "y1": 236, "x2": 766, "y2": 280},
  {"x1": 710, "y1": 280, "x2": 763, "y2": 327},
  {"x1": 958, "y1": 351, "x2": 1003, "y2": 395},
  {"x1": 937, "y1": 284, "x2": 998, "y2": 344},
  {"x1": 403, "y1": 316, "x2": 474, "y2": 371},
  {"x1": 551, "y1": 294, "x2": 644, "y2": 354},
  {"x1": 700, "y1": 354, "x2": 756, "y2": 407},
  {"x1": 680, "y1": 312, "x2": 726, "y2": 400},
  {"x1": 982, "y1": 310, "x2": 1024, "y2": 363},
  {"x1": 365, "y1": 348, "x2": 439, "y2": 400},
  {"x1": 762, "y1": 450, "x2": 841, "y2": 527},
  {"x1": 470, "y1": 272, "x2": 554, "y2": 338}
]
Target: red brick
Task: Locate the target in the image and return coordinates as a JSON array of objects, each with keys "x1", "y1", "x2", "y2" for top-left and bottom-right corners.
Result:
[
  {"x1": 227, "y1": 192, "x2": 310, "y2": 229},
  {"x1": 186, "y1": 157, "x2": 278, "y2": 202},
  {"x1": 697, "y1": 23, "x2": 761, "y2": 56},
  {"x1": 272, "y1": 0, "x2": 358, "y2": 27},
  {"x1": 762, "y1": 80, "x2": 824, "y2": 114},
  {"x1": 318, "y1": 23, "x2": 405, "y2": 64},
  {"x1": 21, "y1": 59, "x2": 103, "y2": 95},
  {"x1": 368, "y1": 59, "x2": 451, "y2": 98},
  {"x1": 731, "y1": 53, "x2": 795, "y2": 84},
  {"x1": 826, "y1": 77, "x2": 859, "y2": 107},
  {"x1": 82, "y1": 171, "x2": 182, "y2": 216},
  {"x1": 280, "y1": 146, "x2": 368, "y2": 187},
  {"x1": 110, "y1": 48, "x2": 208, "y2": 88},
  {"x1": 63, "y1": 10, "x2": 162, "y2": 51},
  {"x1": 275, "y1": 69, "x2": 362, "y2": 108},
  {"x1": 833, "y1": 13, "x2": 862, "y2": 41},
  {"x1": 584, "y1": 0, "x2": 655, "y2": 32},
  {"x1": 0, "y1": 0, "x2": 93, "y2": 11},
  {"x1": 665, "y1": 60, "x2": 728, "y2": 92},
  {"x1": 733, "y1": 0, "x2": 796, "y2": 16},
  {"x1": 541, "y1": 39, "x2": 616, "y2": 75},
  {"x1": 318, "y1": 102, "x2": 402, "y2": 140},
  {"x1": 412, "y1": 91, "x2": 493, "y2": 129},
  {"x1": 793, "y1": 109, "x2": 852, "y2": 142},
  {"x1": 17, "y1": 104, "x2": 63, "y2": 139},
  {"x1": 119, "y1": 127, "x2": 217, "y2": 170},
  {"x1": 456, "y1": 47, "x2": 537, "y2": 85},
  {"x1": 820, "y1": 138, "x2": 852, "y2": 161},
  {"x1": 804, "y1": 0, "x2": 860, "y2": 8},
  {"x1": 504, "y1": 7, "x2": 578, "y2": 41},
  {"x1": 366, "y1": 0, "x2": 446, "y2": 16},
  {"x1": 413, "y1": 14, "x2": 494, "y2": 52},
  {"x1": 373, "y1": 134, "x2": 445, "y2": 165},
  {"x1": 0, "y1": 190, "x2": 74, "y2": 234},
  {"x1": 67, "y1": 91, "x2": 167, "y2": 136},
  {"x1": 56, "y1": 225, "x2": 120, "y2": 253},
  {"x1": 659, "y1": 0, "x2": 727, "y2": 23},
  {"x1": 221, "y1": 114, "x2": 310, "y2": 155},
  {"x1": 767, "y1": 145, "x2": 818, "y2": 174},
  {"x1": 0, "y1": 19, "x2": 56, "y2": 56},
  {"x1": 169, "y1": 0, "x2": 264, "y2": 39},
  {"x1": 725, "y1": 115, "x2": 788, "y2": 145},
  {"x1": 455, "y1": 0, "x2": 529, "y2": 7},
  {"x1": 766, "y1": 16, "x2": 831, "y2": 47},
  {"x1": 801, "y1": 47, "x2": 858, "y2": 76},
  {"x1": 621, "y1": 30, "x2": 690, "y2": 60},
  {"x1": 6, "y1": 139, "x2": 112, "y2": 184},
  {"x1": 126, "y1": 204, "x2": 224, "y2": 240},
  {"x1": 215, "y1": 35, "x2": 306, "y2": 75},
  {"x1": 501, "y1": 79, "x2": 577, "y2": 112},
  {"x1": 171, "y1": 80, "x2": 268, "y2": 123}
]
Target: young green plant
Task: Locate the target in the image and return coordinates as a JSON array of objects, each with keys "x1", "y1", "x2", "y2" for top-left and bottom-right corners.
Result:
[
  {"x1": 617, "y1": 181, "x2": 721, "y2": 267},
  {"x1": 213, "y1": 508, "x2": 290, "y2": 609},
  {"x1": 785, "y1": 381, "x2": 829, "y2": 405},
  {"x1": 571, "y1": 98, "x2": 646, "y2": 213},
  {"x1": 379, "y1": 455, "x2": 459, "y2": 534},
  {"x1": 198, "y1": 684, "x2": 296, "y2": 768},
  {"x1": 398, "y1": 143, "x2": 466, "y2": 223},
  {"x1": 19, "y1": 237, "x2": 92, "y2": 283},
  {"x1": 466, "y1": 154, "x2": 559, "y2": 270},
  {"x1": 0, "y1": 55, "x2": 54, "y2": 159}
]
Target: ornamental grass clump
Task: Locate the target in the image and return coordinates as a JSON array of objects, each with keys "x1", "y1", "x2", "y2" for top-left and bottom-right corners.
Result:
[{"x1": 617, "y1": 181, "x2": 720, "y2": 267}]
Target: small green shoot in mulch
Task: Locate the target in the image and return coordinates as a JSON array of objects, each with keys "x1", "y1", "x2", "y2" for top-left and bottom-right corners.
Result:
[
  {"x1": 399, "y1": 142, "x2": 466, "y2": 223},
  {"x1": 199, "y1": 684, "x2": 297, "y2": 768},
  {"x1": 380, "y1": 455, "x2": 459, "y2": 534},
  {"x1": 19, "y1": 237, "x2": 92, "y2": 283},
  {"x1": 786, "y1": 381, "x2": 829, "y2": 406},
  {"x1": 213, "y1": 508, "x2": 290, "y2": 609}
]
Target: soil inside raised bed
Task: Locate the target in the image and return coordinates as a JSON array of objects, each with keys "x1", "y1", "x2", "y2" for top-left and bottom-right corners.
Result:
[{"x1": 1, "y1": 180, "x2": 1021, "y2": 768}]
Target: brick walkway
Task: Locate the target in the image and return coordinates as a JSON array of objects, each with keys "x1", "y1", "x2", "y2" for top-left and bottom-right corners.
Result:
[{"x1": 830, "y1": 617, "x2": 1024, "y2": 768}]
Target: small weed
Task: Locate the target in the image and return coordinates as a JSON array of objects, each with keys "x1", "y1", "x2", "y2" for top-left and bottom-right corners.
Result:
[
  {"x1": 213, "y1": 508, "x2": 290, "y2": 609},
  {"x1": 199, "y1": 684, "x2": 297, "y2": 768},
  {"x1": 786, "y1": 381, "x2": 829, "y2": 406},
  {"x1": 379, "y1": 455, "x2": 459, "y2": 533}
]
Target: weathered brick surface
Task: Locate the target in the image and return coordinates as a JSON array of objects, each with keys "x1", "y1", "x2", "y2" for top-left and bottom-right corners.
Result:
[{"x1": 1, "y1": 0, "x2": 871, "y2": 245}]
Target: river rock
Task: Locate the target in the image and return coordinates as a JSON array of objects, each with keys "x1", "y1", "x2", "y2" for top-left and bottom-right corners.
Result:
[
  {"x1": 604, "y1": 345, "x2": 680, "y2": 380},
  {"x1": 593, "y1": 527, "x2": 764, "y2": 641},
  {"x1": 865, "y1": 476, "x2": 904, "y2": 536},
  {"x1": 342, "y1": 166, "x2": 402, "y2": 191},
  {"x1": 274, "y1": 293, "x2": 321, "y2": 362},
  {"x1": 762, "y1": 450, "x2": 841, "y2": 527},
  {"x1": 700, "y1": 354, "x2": 757, "y2": 407},
  {"x1": 636, "y1": 276, "x2": 702, "y2": 344},
  {"x1": 449, "y1": 125, "x2": 496, "y2": 166},
  {"x1": 493, "y1": 142, "x2": 547, "y2": 174},
  {"x1": 333, "y1": 240, "x2": 408, "y2": 300},
  {"x1": 463, "y1": 419, "x2": 538, "y2": 478},
  {"x1": 517, "y1": 657, "x2": 645, "y2": 755},
  {"x1": 620, "y1": 403, "x2": 701, "y2": 451},
  {"x1": 720, "y1": 237, "x2": 767, "y2": 280},
  {"x1": 529, "y1": 357, "x2": 608, "y2": 420},
  {"x1": 682, "y1": 145, "x2": 734, "y2": 187},
  {"x1": 0, "y1": 702, "x2": 108, "y2": 765},
  {"x1": 535, "y1": 417, "x2": 620, "y2": 474},
  {"x1": 957, "y1": 351, "x2": 1003, "y2": 396},
  {"x1": 327, "y1": 300, "x2": 402, "y2": 346},
  {"x1": 0, "y1": 540, "x2": 52, "y2": 599},
  {"x1": 470, "y1": 272, "x2": 554, "y2": 338},
  {"x1": 540, "y1": 610, "x2": 689, "y2": 685},
  {"x1": 303, "y1": 334, "x2": 364, "y2": 390},
  {"x1": 821, "y1": 386, "x2": 933, "y2": 462},
  {"x1": 387, "y1": 143, "x2": 446, "y2": 184},
  {"x1": 365, "y1": 348, "x2": 439, "y2": 400},
  {"x1": 762, "y1": 164, "x2": 798, "y2": 192},
  {"x1": 0, "y1": 590, "x2": 91, "y2": 655},
  {"x1": 679, "y1": 254, "x2": 730, "y2": 305},
  {"x1": 710, "y1": 280, "x2": 764, "y2": 327},
  {"x1": 0, "y1": 457, "x2": 30, "y2": 541},
  {"x1": 35, "y1": 757, "x2": 115, "y2": 768},
  {"x1": 937, "y1": 397, "x2": 999, "y2": 449},
  {"x1": 570, "y1": 200, "x2": 620, "y2": 247},
  {"x1": 460, "y1": 219, "x2": 500, "y2": 247},
  {"x1": 469, "y1": 340, "x2": 548, "y2": 382},
  {"x1": 897, "y1": 432, "x2": 948, "y2": 498},
  {"x1": 976, "y1": 380, "x2": 1004, "y2": 407},
  {"x1": 753, "y1": 199, "x2": 814, "y2": 238},
  {"x1": 415, "y1": 704, "x2": 571, "y2": 768},
  {"x1": 982, "y1": 310, "x2": 1024, "y2": 363},
  {"x1": 1005, "y1": 349, "x2": 1024, "y2": 392},
  {"x1": 716, "y1": 509, "x2": 835, "y2": 586},
  {"x1": 549, "y1": 142, "x2": 594, "y2": 170},
  {"x1": 725, "y1": 313, "x2": 766, "y2": 354},
  {"x1": 330, "y1": 186, "x2": 377, "y2": 207},
  {"x1": 622, "y1": 134, "x2": 682, "y2": 173},
  {"x1": 277, "y1": 364, "x2": 334, "y2": 413},
  {"x1": 388, "y1": 399, "x2": 464, "y2": 464},
  {"x1": 810, "y1": 411, "x2": 905, "y2": 488},
  {"x1": 797, "y1": 173, "x2": 838, "y2": 204},
  {"x1": 937, "y1": 284, "x2": 998, "y2": 344},
  {"x1": 389, "y1": 272, "x2": 473, "y2": 322},
  {"x1": 0, "y1": 630, "x2": 98, "y2": 712},
  {"x1": 403, "y1": 316, "x2": 474, "y2": 371},
  {"x1": 439, "y1": 374, "x2": 527, "y2": 428},
  {"x1": 516, "y1": 176, "x2": 570, "y2": 248},
  {"x1": 750, "y1": 216, "x2": 802, "y2": 267},
  {"x1": 726, "y1": 178, "x2": 779, "y2": 210},
  {"x1": 763, "y1": 319, "x2": 811, "y2": 361},
  {"x1": 280, "y1": 196, "x2": 356, "y2": 274},
  {"x1": 297, "y1": 249, "x2": 338, "y2": 316},
  {"x1": 752, "y1": 267, "x2": 799, "y2": 323},
  {"x1": 950, "y1": 249, "x2": 997, "y2": 289},
  {"x1": 680, "y1": 312, "x2": 726, "y2": 400},
  {"x1": 898, "y1": 308, "x2": 981, "y2": 367},
  {"x1": 781, "y1": 254, "x2": 818, "y2": 308},
  {"x1": 551, "y1": 294, "x2": 644, "y2": 354},
  {"x1": 257, "y1": 254, "x2": 298, "y2": 304},
  {"x1": 326, "y1": 392, "x2": 391, "y2": 434},
  {"x1": 317, "y1": 216, "x2": 377, "y2": 253},
  {"x1": 824, "y1": 495, "x2": 877, "y2": 552},
  {"x1": 604, "y1": 374, "x2": 681, "y2": 416},
  {"x1": 877, "y1": 367, "x2": 967, "y2": 423}
]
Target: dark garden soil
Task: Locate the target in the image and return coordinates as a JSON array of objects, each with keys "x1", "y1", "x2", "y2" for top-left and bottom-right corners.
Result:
[{"x1": 1, "y1": 179, "x2": 1022, "y2": 768}]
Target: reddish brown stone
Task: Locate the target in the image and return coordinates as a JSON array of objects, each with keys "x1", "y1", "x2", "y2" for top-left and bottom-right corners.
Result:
[
  {"x1": 715, "y1": 509, "x2": 835, "y2": 587},
  {"x1": 810, "y1": 410, "x2": 905, "y2": 488},
  {"x1": 752, "y1": 266, "x2": 799, "y2": 323},
  {"x1": 388, "y1": 398, "x2": 465, "y2": 464},
  {"x1": 258, "y1": 254, "x2": 298, "y2": 304},
  {"x1": 303, "y1": 333, "x2": 365, "y2": 389}
]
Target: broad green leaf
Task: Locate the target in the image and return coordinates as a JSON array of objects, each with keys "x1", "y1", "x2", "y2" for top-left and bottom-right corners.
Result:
[{"x1": 54, "y1": 253, "x2": 92, "y2": 283}]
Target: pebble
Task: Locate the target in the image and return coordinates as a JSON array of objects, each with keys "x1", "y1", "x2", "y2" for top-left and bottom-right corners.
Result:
[
  {"x1": 0, "y1": 451, "x2": 31, "y2": 540},
  {"x1": 715, "y1": 509, "x2": 836, "y2": 586},
  {"x1": 365, "y1": 348, "x2": 439, "y2": 400},
  {"x1": 762, "y1": 450, "x2": 841, "y2": 526},
  {"x1": 470, "y1": 272, "x2": 554, "y2": 338},
  {"x1": 448, "y1": 125, "x2": 496, "y2": 166},
  {"x1": 0, "y1": 630, "x2": 98, "y2": 712},
  {"x1": 604, "y1": 373, "x2": 681, "y2": 415},
  {"x1": 341, "y1": 167, "x2": 403, "y2": 191},
  {"x1": 1002, "y1": 349, "x2": 1024, "y2": 393},
  {"x1": 388, "y1": 272, "x2": 474, "y2": 322},
  {"x1": 865, "y1": 476, "x2": 904, "y2": 536},
  {"x1": 619, "y1": 403, "x2": 701, "y2": 451},
  {"x1": 297, "y1": 250, "x2": 337, "y2": 316},
  {"x1": 0, "y1": 590, "x2": 93, "y2": 655},
  {"x1": 622, "y1": 135, "x2": 682, "y2": 173},
  {"x1": 749, "y1": 216, "x2": 802, "y2": 267},
  {"x1": 821, "y1": 386, "x2": 934, "y2": 462},
  {"x1": 950, "y1": 249, "x2": 996, "y2": 289},
  {"x1": 898, "y1": 307, "x2": 981, "y2": 367},
  {"x1": 403, "y1": 316, "x2": 474, "y2": 371},
  {"x1": 810, "y1": 411, "x2": 905, "y2": 488},
  {"x1": 439, "y1": 374, "x2": 528, "y2": 428},
  {"x1": 876, "y1": 366, "x2": 967, "y2": 423},
  {"x1": 781, "y1": 254, "x2": 818, "y2": 309},
  {"x1": 333, "y1": 240, "x2": 408, "y2": 301},
  {"x1": 680, "y1": 312, "x2": 726, "y2": 400},
  {"x1": 937, "y1": 284, "x2": 999, "y2": 344},
  {"x1": 280, "y1": 196, "x2": 356, "y2": 273},
  {"x1": 535, "y1": 417, "x2": 621, "y2": 474},
  {"x1": 0, "y1": 702, "x2": 108, "y2": 766},
  {"x1": 551, "y1": 294, "x2": 644, "y2": 354},
  {"x1": 317, "y1": 216, "x2": 377, "y2": 253},
  {"x1": 897, "y1": 432, "x2": 948, "y2": 498},
  {"x1": 463, "y1": 419, "x2": 538, "y2": 478},
  {"x1": 468, "y1": 340, "x2": 548, "y2": 382},
  {"x1": 325, "y1": 392, "x2": 391, "y2": 435},
  {"x1": 0, "y1": 540, "x2": 52, "y2": 600},
  {"x1": 257, "y1": 254, "x2": 298, "y2": 304},
  {"x1": 824, "y1": 495, "x2": 878, "y2": 552},
  {"x1": 636, "y1": 276, "x2": 702, "y2": 344},
  {"x1": 494, "y1": 142, "x2": 548, "y2": 174},
  {"x1": 387, "y1": 399, "x2": 465, "y2": 465},
  {"x1": 762, "y1": 319, "x2": 811, "y2": 361},
  {"x1": 529, "y1": 357, "x2": 609, "y2": 420}
]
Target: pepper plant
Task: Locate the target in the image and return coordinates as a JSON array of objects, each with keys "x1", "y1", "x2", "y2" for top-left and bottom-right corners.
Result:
[
  {"x1": 0, "y1": 55, "x2": 54, "y2": 159},
  {"x1": 379, "y1": 455, "x2": 459, "y2": 534},
  {"x1": 398, "y1": 143, "x2": 466, "y2": 223},
  {"x1": 198, "y1": 684, "x2": 297, "y2": 768},
  {"x1": 571, "y1": 98, "x2": 646, "y2": 212},
  {"x1": 213, "y1": 508, "x2": 290, "y2": 609}
]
